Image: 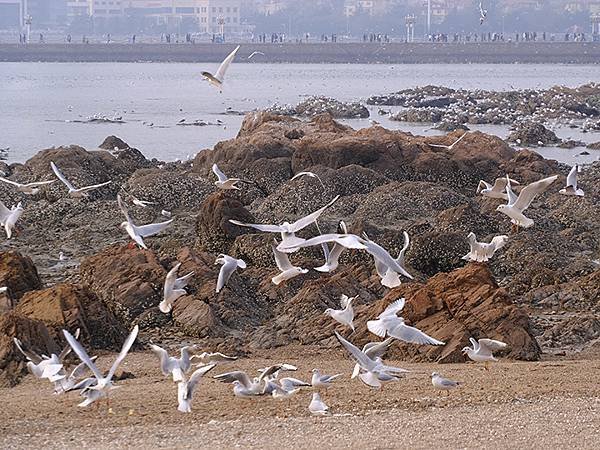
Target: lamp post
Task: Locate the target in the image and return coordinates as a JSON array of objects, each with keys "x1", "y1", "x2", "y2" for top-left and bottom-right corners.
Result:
[
  {"x1": 24, "y1": 14, "x2": 32, "y2": 43},
  {"x1": 405, "y1": 14, "x2": 415, "y2": 43},
  {"x1": 427, "y1": 0, "x2": 431, "y2": 36}
]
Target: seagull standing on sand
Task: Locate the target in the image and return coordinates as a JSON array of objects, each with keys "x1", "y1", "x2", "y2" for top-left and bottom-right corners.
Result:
[
  {"x1": 201, "y1": 45, "x2": 240, "y2": 92},
  {"x1": 462, "y1": 338, "x2": 507, "y2": 370},
  {"x1": 477, "y1": 177, "x2": 520, "y2": 200},
  {"x1": 0, "y1": 201, "x2": 23, "y2": 239},
  {"x1": 367, "y1": 298, "x2": 445, "y2": 346},
  {"x1": 215, "y1": 254, "x2": 246, "y2": 293},
  {"x1": 50, "y1": 161, "x2": 112, "y2": 198},
  {"x1": 212, "y1": 164, "x2": 243, "y2": 190},
  {"x1": 159, "y1": 263, "x2": 194, "y2": 313},
  {"x1": 311, "y1": 369, "x2": 342, "y2": 389},
  {"x1": 309, "y1": 392, "x2": 330, "y2": 416},
  {"x1": 324, "y1": 294, "x2": 356, "y2": 331},
  {"x1": 117, "y1": 194, "x2": 173, "y2": 249},
  {"x1": 462, "y1": 232, "x2": 508, "y2": 263},
  {"x1": 496, "y1": 175, "x2": 558, "y2": 229},
  {"x1": 0, "y1": 177, "x2": 55, "y2": 195},
  {"x1": 271, "y1": 241, "x2": 308, "y2": 285},
  {"x1": 63, "y1": 325, "x2": 139, "y2": 407},
  {"x1": 150, "y1": 344, "x2": 197, "y2": 382},
  {"x1": 177, "y1": 363, "x2": 216, "y2": 413},
  {"x1": 230, "y1": 195, "x2": 340, "y2": 253},
  {"x1": 559, "y1": 165, "x2": 584, "y2": 197},
  {"x1": 431, "y1": 372, "x2": 460, "y2": 394}
]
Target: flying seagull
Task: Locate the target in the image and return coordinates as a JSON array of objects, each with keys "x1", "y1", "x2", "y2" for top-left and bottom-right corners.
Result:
[
  {"x1": 497, "y1": 175, "x2": 558, "y2": 228},
  {"x1": 150, "y1": 344, "x2": 197, "y2": 382},
  {"x1": 365, "y1": 230, "x2": 411, "y2": 288},
  {"x1": 325, "y1": 294, "x2": 356, "y2": 331},
  {"x1": 479, "y1": 1, "x2": 488, "y2": 24},
  {"x1": 428, "y1": 133, "x2": 467, "y2": 150},
  {"x1": 559, "y1": 165, "x2": 584, "y2": 197},
  {"x1": 462, "y1": 338, "x2": 507, "y2": 370},
  {"x1": 215, "y1": 254, "x2": 246, "y2": 293},
  {"x1": 212, "y1": 163, "x2": 243, "y2": 190},
  {"x1": 247, "y1": 51, "x2": 265, "y2": 60},
  {"x1": 309, "y1": 392, "x2": 330, "y2": 416},
  {"x1": 117, "y1": 194, "x2": 173, "y2": 249},
  {"x1": 229, "y1": 195, "x2": 340, "y2": 253},
  {"x1": 177, "y1": 363, "x2": 216, "y2": 413},
  {"x1": 351, "y1": 338, "x2": 395, "y2": 379},
  {"x1": 63, "y1": 325, "x2": 139, "y2": 407},
  {"x1": 159, "y1": 263, "x2": 194, "y2": 313},
  {"x1": 315, "y1": 221, "x2": 351, "y2": 273},
  {"x1": 0, "y1": 201, "x2": 23, "y2": 239},
  {"x1": 0, "y1": 176, "x2": 55, "y2": 195},
  {"x1": 50, "y1": 161, "x2": 111, "y2": 198},
  {"x1": 191, "y1": 352, "x2": 238, "y2": 366},
  {"x1": 271, "y1": 241, "x2": 308, "y2": 285},
  {"x1": 477, "y1": 177, "x2": 520, "y2": 200},
  {"x1": 462, "y1": 232, "x2": 508, "y2": 263},
  {"x1": 291, "y1": 171, "x2": 325, "y2": 189},
  {"x1": 367, "y1": 298, "x2": 445, "y2": 346},
  {"x1": 311, "y1": 369, "x2": 342, "y2": 389},
  {"x1": 201, "y1": 45, "x2": 240, "y2": 92}
]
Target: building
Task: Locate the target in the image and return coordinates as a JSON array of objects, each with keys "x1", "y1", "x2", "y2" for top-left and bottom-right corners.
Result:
[
  {"x1": 343, "y1": 0, "x2": 395, "y2": 16},
  {"x1": 0, "y1": 0, "x2": 66, "y2": 28}
]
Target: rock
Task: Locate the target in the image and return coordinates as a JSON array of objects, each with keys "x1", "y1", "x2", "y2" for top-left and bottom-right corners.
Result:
[
  {"x1": 268, "y1": 96, "x2": 370, "y2": 119},
  {"x1": 586, "y1": 141, "x2": 600, "y2": 150},
  {"x1": 15, "y1": 283, "x2": 126, "y2": 350},
  {"x1": 0, "y1": 251, "x2": 43, "y2": 300},
  {"x1": 0, "y1": 312, "x2": 58, "y2": 387},
  {"x1": 507, "y1": 122, "x2": 560, "y2": 146},
  {"x1": 558, "y1": 139, "x2": 585, "y2": 149},
  {"x1": 99, "y1": 135, "x2": 129, "y2": 150}
]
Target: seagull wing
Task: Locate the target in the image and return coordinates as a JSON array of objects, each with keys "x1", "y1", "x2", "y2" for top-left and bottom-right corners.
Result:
[
  {"x1": 363, "y1": 337, "x2": 395, "y2": 359},
  {"x1": 212, "y1": 164, "x2": 228, "y2": 183},
  {"x1": 0, "y1": 177, "x2": 21, "y2": 188},
  {"x1": 476, "y1": 180, "x2": 491, "y2": 194},
  {"x1": 216, "y1": 259, "x2": 238, "y2": 292},
  {"x1": 478, "y1": 338, "x2": 507, "y2": 356},
  {"x1": 50, "y1": 162, "x2": 76, "y2": 191},
  {"x1": 214, "y1": 370, "x2": 253, "y2": 388},
  {"x1": 78, "y1": 180, "x2": 112, "y2": 193},
  {"x1": 505, "y1": 179, "x2": 519, "y2": 206},
  {"x1": 106, "y1": 325, "x2": 139, "y2": 382},
  {"x1": 334, "y1": 332, "x2": 377, "y2": 372},
  {"x1": 378, "y1": 298, "x2": 406, "y2": 319},
  {"x1": 62, "y1": 329, "x2": 104, "y2": 381},
  {"x1": 397, "y1": 231, "x2": 410, "y2": 263},
  {"x1": 272, "y1": 242, "x2": 294, "y2": 271},
  {"x1": 281, "y1": 233, "x2": 366, "y2": 251},
  {"x1": 289, "y1": 195, "x2": 340, "y2": 232},
  {"x1": 58, "y1": 328, "x2": 80, "y2": 360},
  {"x1": 229, "y1": 219, "x2": 283, "y2": 233},
  {"x1": 13, "y1": 338, "x2": 43, "y2": 364},
  {"x1": 513, "y1": 175, "x2": 558, "y2": 212},
  {"x1": 566, "y1": 165, "x2": 578, "y2": 189},
  {"x1": 133, "y1": 219, "x2": 173, "y2": 238},
  {"x1": 26, "y1": 180, "x2": 56, "y2": 187},
  {"x1": 214, "y1": 45, "x2": 240, "y2": 82},
  {"x1": 0, "y1": 201, "x2": 12, "y2": 224},
  {"x1": 117, "y1": 194, "x2": 133, "y2": 224},
  {"x1": 185, "y1": 363, "x2": 216, "y2": 399},
  {"x1": 150, "y1": 344, "x2": 172, "y2": 376},
  {"x1": 491, "y1": 177, "x2": 508, "y2": 192},
  {"x1": 174, "y1": 272, "x2": 194, "y2": 290},
  {"x1": 164, "y1": 263, "x2": 181, "y2": 292},
  {"x1": 388, "y1": 322, "x2": 445, "y2": 345},
  {"x1": 490, "y1": 235, "x2": 508, "y2": 251}
]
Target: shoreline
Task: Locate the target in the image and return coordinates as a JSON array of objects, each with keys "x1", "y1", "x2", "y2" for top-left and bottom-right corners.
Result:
[{"x1": 1, "y1": 42, "x2": 600, "y2": 64}]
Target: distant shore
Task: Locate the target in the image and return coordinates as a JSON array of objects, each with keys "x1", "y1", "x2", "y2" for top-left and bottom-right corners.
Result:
[{"x1": 1, "y1": 42, "x2": 600, "y2": 64}]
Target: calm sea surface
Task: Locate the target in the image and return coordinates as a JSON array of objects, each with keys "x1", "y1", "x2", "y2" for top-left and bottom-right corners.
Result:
[{"x1": 1, "y1": 62, "x2": 600, "y2": 164}]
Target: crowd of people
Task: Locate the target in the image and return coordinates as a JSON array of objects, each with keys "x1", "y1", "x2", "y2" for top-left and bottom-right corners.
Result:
[{"x1": 428, "y1": 31, "x2": 594, "y2": 43}]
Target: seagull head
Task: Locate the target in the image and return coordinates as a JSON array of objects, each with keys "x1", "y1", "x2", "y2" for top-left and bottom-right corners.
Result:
[
  {"x1": 311, "y1": 368, "x2": 320, "y2": 374},
  {"x1": 324, "y1": 308, "x2": 333, "y2": 316},
  {"x1": 461, "y1": 346, "x2": 472, "y2": 355},
  {"x1": 119, "y1": 221, "x2": 128, "y2": 229},
  {"x1": 215, "y1": 254, "x2": 226, "y2": 265},
  {"x1": 495, "y1": 204, "x2": 507, "y2": 213},
  {"x1": 431, "y1": 372, "x2": 439, "y2": 378}
]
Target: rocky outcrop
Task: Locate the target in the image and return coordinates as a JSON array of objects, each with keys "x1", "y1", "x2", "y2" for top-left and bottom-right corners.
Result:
[
  {"x1": 268, "y1": 96, "x2": 369, "y2": 119},
  {"x1": 15, "y1": 283, "x2": 126, "y2": 350},
  {"x1": 0, "y1": 251, "x2": 43, "y2": 300},
  {"x1": 507, "y1": 122, "x2": 560, "y2": 146}
]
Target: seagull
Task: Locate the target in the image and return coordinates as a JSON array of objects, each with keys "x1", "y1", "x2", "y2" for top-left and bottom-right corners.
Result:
[
  {"x1": 271, "y1": 241, "x2": 308, "y2": 285},
  {"x1": 479, "y1": 1, "x2": 488, "y2": 24},
  {"x1": 63, "y1": 326, "x2": 138, "y2": 407},
  {"x1": 0, "y1": 176, "x2": 55, "y2": 195},
  {"x1": 247, "y1": 51, "x2": 265, "y2": 60},
  {"x1": 335, "y1": 332, "x2": 408, "y2": 389},
  {"x1": 161, "y1": 210, "x2": 172, "y2": 218},
  {"x1": 311, "y1": 369, "x2": 342, "y2": 389},
  {"x1": 13, "y1": 333, "x2": 79, "y2": 383},
  {"x1": 365, "y1": 230, "x2": 411, "y2": 288},
  {"x1": 462, "y1": 232, "x2": 508, "y2": 263},
  {"x1": 309, "y1": 392, "x2": 330, "y2": 416},
  {"x1": 257, "y1": 363, "x2": 298, "y2": 381},
  {"x1": 315, "y1": 221, "x2": 351, "y2": 273},
  {"x1": 50, "y1": 161, "x2": 112, "y2": 198},
  {"x1": 229, "y1": 195, "x2": 340, "y2": 253},
  {"x1": 496, "y1": 175, "x2": 558, "y2": 229},
  {"x1": 431, "y1": 372, "x2": 460, "y2": 394},
  {"x1": 214, "y1": 370, "x2": 266, "y2": 397},
  {"x1": 351, "y1": 338, "x2": 395, "y2": 379},
  {"x1": 0, "y1": 201, "x2": 23, "y2": 239},
  {"x1": 212, "y1": 163, "x2": 242, "y2": 190},
  {"x1": 462, "y1": 338, "x2": 507, "y2": 370},
  {"x1": 191, "y1": 352, "x2": 237, "y2": 366},
  {"x1": 325, "y1": 294, "x2": 356, "y2": 331},
  {"x1": 55, "y1": 357, "x2": 98, "y2": 394},
  {"x1": 177, "y1": 363, "x2": 216, "y2": 413},
  {"x1": 559, "y1": 165, "x2": 584, "y2": 197},
  {"x1": 367, "y1": 298, "x2": 445, "y2": 346},
  {"x1": 150, "y1": 344, "x2": 197, "y2": 382},
  {"x1": 476, "y1": 177, "x2": 520, "y2": 200},
  {"x1": 268, "y1": 377, "x2": 311, "y2": 398},
  {"x1": 117, "y1": 194, "x2": 173, "y2": 249},
  {"x1": 159, "y1": 263, "x2": 194, "y2": 313},
  {"x1": 428, "y1": 133, "x2": 467, "y2": 150},
  {"x1": 201, "y1": 45, "x2": 240, "y2": 92},
  {"x1": 215, "y1": 254, "x2": 246, "y2": 293},
  {"x1": 291, "y1": 171, "x2": 325, "y2": 189}
]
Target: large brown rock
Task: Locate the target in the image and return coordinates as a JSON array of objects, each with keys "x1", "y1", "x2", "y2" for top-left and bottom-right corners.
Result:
[
  {"x1": 15, "y1": 283, "x2": 126, "y2": 350},
  {"x1": 0, "y1": 312, "x2": 58, "y2": 387},
  {"x1": 0, "y1": 251, "x2": 43, "y2": 300}
]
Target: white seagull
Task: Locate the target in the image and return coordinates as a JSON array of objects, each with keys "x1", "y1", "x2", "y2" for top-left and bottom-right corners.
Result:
[
  {"x1": 428, "y1": 133, "x2": 467, "y2": 150},
  {"x1": 365, "y1": 230, "x2": 411, "y2": 288},
  {"x1": 50, "y1": 161, "x2": 112, "y2": 198},
  {"x1": 0, "y1": 176, "x2": 55, "y2": 195},
  {"x1": 291, "y1": 171, "x2": 325, "y2": 189},
  {"x1": 0, "y1": 200, "x2": 23, "y2": 239},
  {"x1": 13, "y1": 335, "x2": 77, "y2": 383},
  {"x1": 215, "y1": 254, "x2": 246, "y2": 293},
  {"x1": 201, "y1": 45, "x2": 240, "y2": 91},
  {"x1": 351, "y1": 338, "x2": 395, "y2": 379},
  {"x1": 150, "y1": 344, "x2": 197, "y2": 382},
  {"x1": 479, "y1": 1, "x2": 488, "y2": 24},
  {"x1": 62, "y1": 325, "x2": 139, "y2": 407},
  {"x1": 271, "y1": 241, "x2": 308, "y2": 285},
  {"x1": 214, "y1": 370, "x2": 265, "y2": 397},
  {"x1": 324, "y1": 294, "x2": 356, "y2": 331},
  {"x1": 311, "y1": 369, "x2": 342, "y2": 389},
  {"x1": 477, "y1": 177, "x2": 520, "y2": 200},
  {"x1": 212, "y1": 163, "x2": 242, "y2": 190},
  {"x1": 431, "y1": 372, "x2": 460, "y2": 394},
  {"x1": 229, "y1": 195, "x2": 340, "y2": 253},
  {"x1": 559, "y1": 165, "x2": 584, "y2": 197},
  {"x1": 247, "y1": 51, "x2": 265, "y2": 60},
  {"x1": 118, "y1": 194, "x2": 173, "y2": 249},
  {"x1": 177, "y1": 363, "x2": 216, "y2": 413},
  {"x1": 191, "y1": 352, "x2": 238, "y2": 366},
  {"x1": 462, "y1": 338, "x2": 507, "y2": 369},
  {"x1": 496, "y1": 175, "x2": 558, "y2": 228},
  {"x1": 315, "y1": 221, "x2": 351, "y2": 273},
  {"x1": 159, "y1": 263, "x2": 194, "y2": 313},
  {"x1": 367, "y1": 298, "x2": 445, "y2": 346},
  {"x1": 462, "y1": 232, "x2": 508, "y2": 263},
  {"x1": 309, "y1": 392, "x2": 330, "y2": 416}
]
